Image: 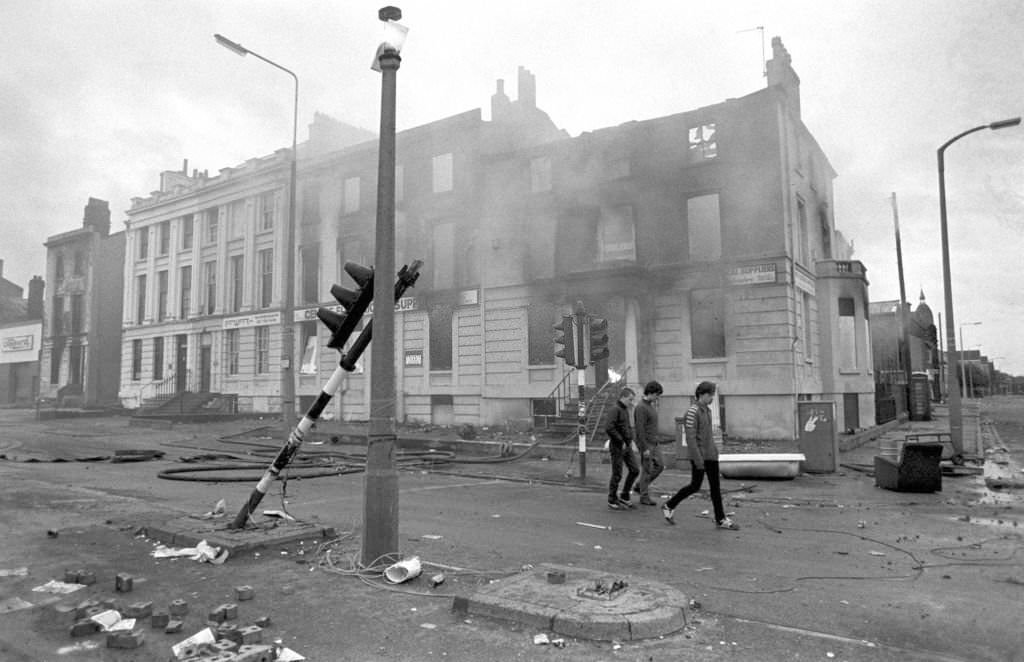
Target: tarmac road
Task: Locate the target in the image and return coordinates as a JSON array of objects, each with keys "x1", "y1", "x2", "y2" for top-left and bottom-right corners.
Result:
[{"x1": 0, "y1": 405, "x2": 1021, "y2": 661}]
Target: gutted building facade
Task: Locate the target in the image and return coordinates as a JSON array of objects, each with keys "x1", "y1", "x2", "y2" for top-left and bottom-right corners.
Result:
[
  {"x1": 40, "y1": 198, "x2": 125, "y2": 407},
  {"x1": 120, "y1": 40, "x2": 873, "y2": 441}
]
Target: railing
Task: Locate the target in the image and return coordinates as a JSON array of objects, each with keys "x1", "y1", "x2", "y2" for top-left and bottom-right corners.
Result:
[
  {"x1": 139, "y1": 370, "x2": 190, "y2": 406},
  {"x1": 543, "y1": 367, "x2": 576, "y2": 423},
  {"x1": 581, "y1": 366, "x2": 631, "y2": 445}
]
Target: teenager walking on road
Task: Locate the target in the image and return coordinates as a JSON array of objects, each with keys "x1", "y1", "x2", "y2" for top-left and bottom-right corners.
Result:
[
  {"x1": 633, "y1": 380, "x2": 664, "y2": 506},
  {"x1": 662, "y1": 381, "x2": 739, "y2": 530},
  {"x1": 605, "y1": 387, "x2": 639, "y2": 510}
]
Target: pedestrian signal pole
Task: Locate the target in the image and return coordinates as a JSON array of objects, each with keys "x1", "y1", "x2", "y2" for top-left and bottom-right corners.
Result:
[{"x1": 574, "y1": 302, "x2": 588, "y2": 480}]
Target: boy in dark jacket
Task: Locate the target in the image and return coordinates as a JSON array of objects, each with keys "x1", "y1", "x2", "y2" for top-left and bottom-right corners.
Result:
[
  {"x1": 605, "y1": 387, "x2": 639, "y2": 509},
  {"x1": 662, "y1": 381, "x2": 739, "y2": 529}
]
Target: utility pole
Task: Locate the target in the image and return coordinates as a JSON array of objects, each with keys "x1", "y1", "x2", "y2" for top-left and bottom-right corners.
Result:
[
  {"x1": 892, "y1": 193, "x2": 913, "y2": 411},
  {"x1": 362, "y1": 5, "x2": 406, "y2": 568}
]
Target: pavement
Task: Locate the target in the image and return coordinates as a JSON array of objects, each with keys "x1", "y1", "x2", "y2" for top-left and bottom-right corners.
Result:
[{"x1": 1, "y1": 399, "x2": 1021, "y2": 661}]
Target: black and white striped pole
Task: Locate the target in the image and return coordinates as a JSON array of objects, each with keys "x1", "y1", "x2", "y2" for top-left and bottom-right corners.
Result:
[
  {"x1": 228, "y1": 260, "x2": 421, "y2": 530},
  {"x1": 229, "y1": 367, "x2": 347, "y2": 529}
]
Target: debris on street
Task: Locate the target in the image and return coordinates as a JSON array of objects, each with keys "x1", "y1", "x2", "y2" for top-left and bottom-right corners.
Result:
[
  {"x1": 152, "y1": 539, "x2": 228, "y2": 564},
  {"x1": 32, "y1": 579, "x2": 85, "y2": 594}
]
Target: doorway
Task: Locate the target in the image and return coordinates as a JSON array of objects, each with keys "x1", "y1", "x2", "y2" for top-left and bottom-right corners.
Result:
[{"x1": 175, "y1": 334, "x2": 188, "y2": 392}]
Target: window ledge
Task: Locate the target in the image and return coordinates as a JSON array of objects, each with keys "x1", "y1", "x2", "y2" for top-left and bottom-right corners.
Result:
[
  {"x1": 838, "y1": 369, "x2": 861, "y2": 375},
  {"x1": 691, "y1": 357, "x2": 727, "y2": 364}
]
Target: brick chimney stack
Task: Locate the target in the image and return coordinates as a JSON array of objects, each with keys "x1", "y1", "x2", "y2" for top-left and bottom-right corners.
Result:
[
  {"x1": 766, "y1": 36, "x2": 801, "y2": 118},
  {"x1": 517, "y1": 66, "x2": 536, "y2": 109},
  {"x1": 83, "y1": 197, "x2": 111, "y2": 236},
  {"x1": 27, "y1": 276, "x2": 44, "y2": 319}
]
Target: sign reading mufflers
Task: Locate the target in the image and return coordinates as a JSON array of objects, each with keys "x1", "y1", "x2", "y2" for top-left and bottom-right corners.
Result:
[
  {"x1": 1, "y1": 335, "x2": 34, "y2": 352},
  {"x1": 727, "y1": 263, "x2": 777, "y2": 285}
]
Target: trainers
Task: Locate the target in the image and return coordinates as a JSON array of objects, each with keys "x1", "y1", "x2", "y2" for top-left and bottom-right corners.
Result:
[
  {"x1": 618, "y1": 497, "x2": 635, "y2": 509},
  {"x1": 608, "y1": 500, "x2": 623, "y2": 510},
  {"x1": 716, "y1": 517, "x2": 740, "y2": 530},
  {"x1": 639, "y1": 496, "x2": 657, "y2": 506},
  {"x1": 661, "y1": 503, "x2": 675, "y2": 524}
]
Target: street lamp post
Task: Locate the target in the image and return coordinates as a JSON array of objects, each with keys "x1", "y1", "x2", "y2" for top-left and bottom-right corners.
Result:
[
  {"x1": 937, "y1": 116, "x2": 1020, "y2": 461},
  {"x1": 215, "y1": 33, "x2": 299, "y2": 432},
  {"x1": 958, "y1": 321, "x2": 981, "y2": 399},
  {"x1": 362, "y1": 6, "x2": 407, "y2": 569}
]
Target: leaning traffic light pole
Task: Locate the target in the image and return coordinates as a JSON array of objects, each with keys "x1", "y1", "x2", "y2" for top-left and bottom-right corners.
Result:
[{"x1": 228, "y1": 261, "x2": 420, "y2": 530}]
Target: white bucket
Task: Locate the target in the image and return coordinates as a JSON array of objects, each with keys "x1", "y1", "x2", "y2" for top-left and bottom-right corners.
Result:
[
  {"x1": 384, "y1": 556, "x2": 422, "y2": 584},
  {"x1": 878, "y1": 438, "x2": 903, "y2": 461}
]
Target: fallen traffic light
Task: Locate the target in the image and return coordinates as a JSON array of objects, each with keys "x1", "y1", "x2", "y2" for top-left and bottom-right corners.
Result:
[
  {"x1": 340, "y1": 260, "x2": 423, "y2": 371},
  {"x1": 317, "y1": 262, "x2": 374, "y2": 351}
]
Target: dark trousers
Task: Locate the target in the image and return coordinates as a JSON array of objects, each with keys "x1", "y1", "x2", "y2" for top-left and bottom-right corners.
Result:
[
  {"x1": 665, "y1": 460, "x2": 725, "y2": 523},
  {"x1": 635, "y1": 444, "x2": 664, "y2": 497},
  {"x1": 607, "y1": 441, "x2": 639, "y2": 501}
]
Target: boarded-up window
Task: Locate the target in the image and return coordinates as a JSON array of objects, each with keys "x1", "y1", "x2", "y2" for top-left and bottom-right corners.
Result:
[
  {"x1": 429, "y1": 304, "x2": 454, "y2": 371},
  {"x1": 343, "y1": 177, "x2": 360, "y2": 214},
  {"x1": 432, "y1": 153, "x2": 453, "y2": 193},
  {"x1": 687, "y1": 193, "x2": 721, "y2": 262},
  {"x1": 839, "y1": 297, "x2": 857, "y2": 370},
  {"x1": 690, "y1": 289, "x2": 725, "y2": 359},
  {"x1": 301, "y1": 243, "x2": 320, "y2": 304},
  {"x1": 599, "y1": 205, "x2": 636, "y2": 262},
  {"x1": 528, "y1": 302, "x2": 556, "y2": 365}
]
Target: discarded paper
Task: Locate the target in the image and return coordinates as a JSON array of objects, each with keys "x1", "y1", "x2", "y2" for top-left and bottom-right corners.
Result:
[
  {"x1": 0, "y1": 567, "x2": 28, "y2": 577},
  {"x1": 32, "y1": 579, "x2": 85, "y2": 594},
  {"x1": 152, "y1": 539, "x2": 228, "y2": 564}
]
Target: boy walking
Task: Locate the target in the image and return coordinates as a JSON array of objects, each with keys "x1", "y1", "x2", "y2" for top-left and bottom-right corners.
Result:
[
  {"x1": 605, "y1": 387, "x2": 639, "y2": 510},
  {"x1": 662, "y1": 381, "x2": 739, "y2": 530},
  {"x1": 633, "y1": 380, "x2": 664, "y2": 505}
]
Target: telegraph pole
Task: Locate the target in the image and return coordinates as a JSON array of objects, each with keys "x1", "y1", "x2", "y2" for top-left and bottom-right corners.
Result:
[{"x1": 892, "y1": 193, "x2": 913, "y2": 408}]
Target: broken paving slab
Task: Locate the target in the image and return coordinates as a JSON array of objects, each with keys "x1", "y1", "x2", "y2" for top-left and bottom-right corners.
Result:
[
  {"x1": 453, "y1": 563, "x2": 687, "y2": 641},
  {"x1": 139, "y1": 516, "x2": 336, "y2": 555}
]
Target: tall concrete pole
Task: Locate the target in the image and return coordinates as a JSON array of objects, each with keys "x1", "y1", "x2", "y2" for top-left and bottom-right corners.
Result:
[{"x1": 362, "y1": 7, "x2": 402, "y2": 568}]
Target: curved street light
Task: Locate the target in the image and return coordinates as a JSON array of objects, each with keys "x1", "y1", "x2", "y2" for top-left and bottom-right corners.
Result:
[
  {"x1": 938, "y1": 116, "x2": 1020, "y2": 460},
  {"x1": 215, "y1": 33, "x2": 299, "y2": 432}
]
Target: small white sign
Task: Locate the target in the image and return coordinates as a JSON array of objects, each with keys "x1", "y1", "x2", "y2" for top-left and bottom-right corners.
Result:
[{"x1": 726, "y1": 263, "x2": 776, "y2": 286}]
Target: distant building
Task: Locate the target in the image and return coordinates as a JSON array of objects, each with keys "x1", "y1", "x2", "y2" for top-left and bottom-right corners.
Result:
[
  {"x1": 870, "y1": 291, "x2": 939, "y2": 413},
  {"x1": 39, "y1": 198, "x2": 125, "y2": 407},
  {"x1": 121, "y1": 39, "x2": 875, "y2": 441},
  {"x1": 0, "y1": 261, "x2": 43, "y2": 405}
]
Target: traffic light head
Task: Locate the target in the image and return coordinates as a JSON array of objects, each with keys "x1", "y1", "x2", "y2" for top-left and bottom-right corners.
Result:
[
  {"x1": 316, "y1": 262, "x2": 374, "y2": 350},
  {"x1": 588, "y1": 316, "x2": 609, "y2": 365},
  {"x1": 553, "y1": 315, "x2": 579, "y2": 368}
]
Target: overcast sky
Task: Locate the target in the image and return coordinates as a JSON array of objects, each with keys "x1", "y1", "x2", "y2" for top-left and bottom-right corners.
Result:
[{"x1": 2, "y1": 1, "x2": 1022, "y2": 372}]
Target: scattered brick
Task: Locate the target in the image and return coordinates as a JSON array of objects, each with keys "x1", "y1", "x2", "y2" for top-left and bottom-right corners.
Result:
[
  {"x1": 209, "y1": 602, "x2": 238, "y2": 622},
  {"x1": 124, "y1": 601, "x2": 153, "y2": 618},
  {"x1": 64, "y1": 570, "x2": 80, "y2": 584},
  {"x1": 217, "y1": 623, "x2": 240, "y2": 643},
  {"x1": 106, "y1": 629, "x2": 145, "y2": 649},
  {"x1": 235, "y1": 644, "x2": 275, "y2": 662},
  {"x1": 52, "y1": 603, "x2": 77, "y2": 627},
  {"x1": 77, "y1": 570, "x2": 96, "y2": 586},
  {"x1": 213, "y1": 638, "x2": 240, "y2": 652},
  {"x1": 150, "y1": 611, "x2": 169, "y2": 629},
  {"x1": 114, "y1": 573, "x2": 133, "y2": 592},
  {"x1": 70, "y1": 619, "x2": 99, "y2": 637},
  {"x1": 169, "y1": 598, "x2": 188, "y2": 616},
  {"x1": 235, "y1": 585, "x2": 254, "y2": 601},
  {"x1": 254, "y1": 615, "x2": 271, "y2": 628},
  {"x1": 164, "y1": 619, "x2": 184, "y2": 634},
  {"x1": 75, "y1": 599, "x2": 102, "y2": 619},
  {"x1": 238, "y1": 624, "x2": 263, "y2": 645}
]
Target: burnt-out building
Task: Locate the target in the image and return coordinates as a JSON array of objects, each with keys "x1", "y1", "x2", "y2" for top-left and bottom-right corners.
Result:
[
  {"x1": 121, "y1": 38, "x2": 873, "y2": 441},
  {"x1": 39, "y1": 198, "x2": 125, "y2": 407}
]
